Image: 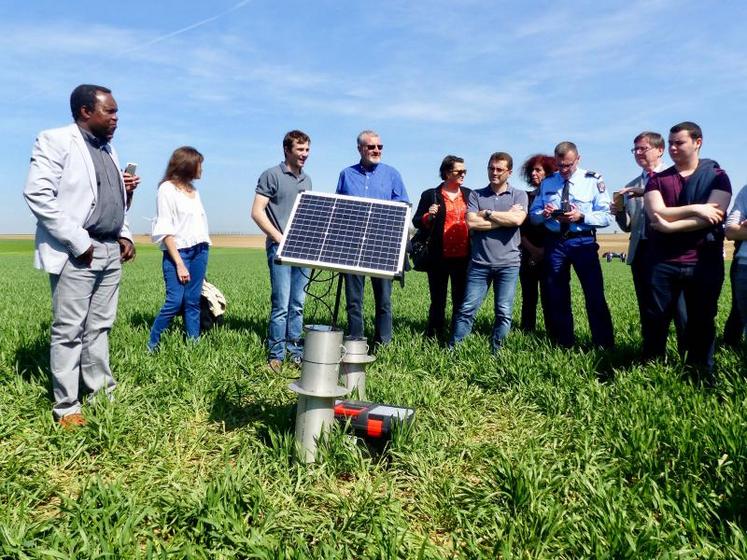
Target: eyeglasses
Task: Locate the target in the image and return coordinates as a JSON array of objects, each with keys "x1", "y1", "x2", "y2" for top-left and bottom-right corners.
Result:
[
  {"x1": 631, "y1": 146, "x2": 653, "y2": 155},
  {"x1": 488, "y1": 166, "x2": 509, "y2": 174},
  {"x1": 451, "y1": 169, "x2": 467, "y2": 176},
  {"x1": 556, "y1": 162, "x2": 576, "y2": 169},
  {"x1": 363, "y1": 144, "x2": 383, "y2": 150}
]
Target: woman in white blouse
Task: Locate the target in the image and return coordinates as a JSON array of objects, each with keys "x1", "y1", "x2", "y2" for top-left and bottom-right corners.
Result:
[{"x1": 148, "y1": 147, "x2": 211, "y2": 351}]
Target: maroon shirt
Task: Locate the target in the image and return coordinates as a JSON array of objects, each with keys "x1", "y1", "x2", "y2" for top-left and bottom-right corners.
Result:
[{"x1": 645, "y1": 165, "x2": 731, "y2": 264}]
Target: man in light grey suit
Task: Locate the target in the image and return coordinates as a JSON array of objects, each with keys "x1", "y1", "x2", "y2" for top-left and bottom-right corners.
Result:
[
  {"x1": 612, "y1": 131, "x2": 685, "y2": 348},
  {"x1": 24, "y1": 84, "x2": 140, "y2": 428}
]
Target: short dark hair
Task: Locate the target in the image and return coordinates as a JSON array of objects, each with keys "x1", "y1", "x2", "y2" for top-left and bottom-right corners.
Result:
[
  {"x1": 633, "y1": 131, "x2": 664, "y2": 149},
  {"x1": 520, "y1": 154, "x2": 557, "y2": 185},
  {"x1": 670, "y1": 121, "x2": 702, "y2": 141},
  {"x1": 70, "y1": 84, "x2": 111, "y2": 120},
  {"x1": 283, "y1": 130, "x2": 310, "y2": 152},
  {"x1": 488, "y1": 151, "x2": 513, "y2": 171},
  {"x1": 161, "y1": 146, "x2": 204, "y2": 186},
  {"x1": 554, "y1": 141, "x2": 578, "y2": 158},
  {"x1": 439, "y1": 155, "x2": 464, "y2": 180}
]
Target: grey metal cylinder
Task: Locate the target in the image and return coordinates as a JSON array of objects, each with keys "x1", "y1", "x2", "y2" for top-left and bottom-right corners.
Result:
[
  {"x1": 341, "y1": 363, "x2": 367, "y2": 400},
  {"x1": 294, "y1": 395, "x2": 336, "y2": 464},
  {"x1": 289, "y1": 324, "x2": 350, "y2": 463},
  {"x1": 302, "y1": 324, "x2": 345, "y2": 364},
  {"x1": 339, "y1": 336, "x2": 375, "y2": 400}
]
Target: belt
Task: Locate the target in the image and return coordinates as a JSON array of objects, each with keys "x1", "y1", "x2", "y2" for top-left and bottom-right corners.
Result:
[
  {"x1": 87, "y1": 232, "x2": 119, "y2": 243},
  {"x1": 550, "y1": 229, "x2": 595, "y2": 240}
]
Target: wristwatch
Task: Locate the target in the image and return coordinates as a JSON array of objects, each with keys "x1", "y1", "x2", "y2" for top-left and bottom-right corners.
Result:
[{"x1": 484, "y1": 209, "x2": 493, "y2": 219}]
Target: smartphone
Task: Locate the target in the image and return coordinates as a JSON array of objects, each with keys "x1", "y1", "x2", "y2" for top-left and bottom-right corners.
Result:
[
  {"x1": 124, "y1": 162, "x2": 137, "y2": 176},
  {"x1": 550, "y1": 209, "x2": 566, "y2": 218}
]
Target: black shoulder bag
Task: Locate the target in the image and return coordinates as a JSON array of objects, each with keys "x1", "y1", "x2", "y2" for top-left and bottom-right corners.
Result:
[{"x1": 410, "y1": 189, "x2": 438, "y2": 272}]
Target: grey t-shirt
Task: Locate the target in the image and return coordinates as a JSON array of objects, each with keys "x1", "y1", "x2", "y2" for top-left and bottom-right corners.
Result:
[
  {"x1": 255, "y1": 162, "x2": 312, "y2": 237},
  {"x1": 467, "y1": 185, "x2": 528, "y2": 267}
]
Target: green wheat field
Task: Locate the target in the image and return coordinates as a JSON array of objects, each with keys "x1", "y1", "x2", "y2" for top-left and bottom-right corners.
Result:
[{"x1": 0, "y1": 239, "x2": 745, "y2": 559}]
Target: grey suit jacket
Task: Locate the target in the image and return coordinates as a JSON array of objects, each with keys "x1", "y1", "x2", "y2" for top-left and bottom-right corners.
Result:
[
  {"x1": 614, "y1": 163, "x2": 665, "y2": 265},
  {"x1": 614, "y1": 174, "x2": 646, "y2": 264},
  {"x1": 23, "y1": 123, "x2": 132, "y2": 274}
]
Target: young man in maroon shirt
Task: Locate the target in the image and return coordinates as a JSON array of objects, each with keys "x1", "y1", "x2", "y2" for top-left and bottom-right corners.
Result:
[{"x1": 643, "y1": 121, "x2": 731, "y2": 384}]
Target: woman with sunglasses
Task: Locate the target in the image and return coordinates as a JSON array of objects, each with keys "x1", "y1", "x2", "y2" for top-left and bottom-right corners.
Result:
[
  {"x1": 148, "y1": 146, "x2": 211, "y2": 351},
  {"x1": 412, "y1": 155, "x2": 472, "y2": 341},
  {"x1": 518, "y1": 154, "x2": 557, "y2": 331}
]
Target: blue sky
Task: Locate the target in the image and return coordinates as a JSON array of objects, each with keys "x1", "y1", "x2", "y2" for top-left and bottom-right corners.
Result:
[{"x1": 2, "y1": 0, "x2": 745, "y2": 234}]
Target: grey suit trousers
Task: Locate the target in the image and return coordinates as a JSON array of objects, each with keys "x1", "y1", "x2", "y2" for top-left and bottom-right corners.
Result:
[{"x1": 49, "y1": 240, "x2": 121, "y2": 420}]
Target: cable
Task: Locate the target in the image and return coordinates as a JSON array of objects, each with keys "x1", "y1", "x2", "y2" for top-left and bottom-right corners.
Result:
[{"x1": 301, "y1": 268, "x2": 338, "y2": 326}]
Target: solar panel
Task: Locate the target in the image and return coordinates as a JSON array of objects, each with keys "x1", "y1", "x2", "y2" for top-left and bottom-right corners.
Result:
[{"x1": 276, "y1": 192, "x2": 411, "y2": 278}]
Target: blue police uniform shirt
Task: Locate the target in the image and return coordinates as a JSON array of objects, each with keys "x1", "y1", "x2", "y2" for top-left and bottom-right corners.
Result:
[
  {"x1": 336, "y1": 162, "x2": 409, "y2": 202},
  {"x1": 529, "y1": 167, "x2": 611, "y2": 233}
]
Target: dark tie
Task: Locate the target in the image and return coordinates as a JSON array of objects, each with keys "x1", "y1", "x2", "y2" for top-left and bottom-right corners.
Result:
[{"x1": 560, "y1": 180, "x2": 571, "y2": 234}]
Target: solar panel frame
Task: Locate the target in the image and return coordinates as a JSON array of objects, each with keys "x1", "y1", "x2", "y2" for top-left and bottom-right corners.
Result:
[{"x1": 276, "y1": 192, "x2": 411, "y2": 278}]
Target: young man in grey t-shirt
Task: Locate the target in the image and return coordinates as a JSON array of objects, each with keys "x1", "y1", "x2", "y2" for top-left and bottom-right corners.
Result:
[
  {"x1": 450, "y1": 152, "x2": 527, "y2": 352},
  {"x1": 251, "y1": 130, "x2": 312, "y2": 371}
]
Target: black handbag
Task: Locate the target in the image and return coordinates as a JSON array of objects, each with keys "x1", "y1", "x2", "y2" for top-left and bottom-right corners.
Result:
[{"x1": 410, "y1": 190, "x2": 438, "y2": 272}]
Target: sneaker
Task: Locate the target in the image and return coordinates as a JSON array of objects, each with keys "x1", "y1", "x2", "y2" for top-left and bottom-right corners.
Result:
[{"x1": 290, "y1": 355, "x2": 303, "y2": 369}]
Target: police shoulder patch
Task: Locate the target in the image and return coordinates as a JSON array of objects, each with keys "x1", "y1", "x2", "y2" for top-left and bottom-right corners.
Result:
[{"x1": 586, "y1": 170, "x2": 605, "y2": 192}]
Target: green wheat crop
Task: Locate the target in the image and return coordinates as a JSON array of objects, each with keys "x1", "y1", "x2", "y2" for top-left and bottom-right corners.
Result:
[{"x1": 0, "y1": 240, "x2": 745, "y2": 559}]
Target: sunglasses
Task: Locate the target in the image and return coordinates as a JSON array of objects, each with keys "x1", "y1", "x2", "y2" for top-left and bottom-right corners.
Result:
[
  {"x1": 363, "y1": 144, "x2": 383, "y2": 150},
  {"x1": 451, "y1": 169, "x2": 467, "y2": 176}
]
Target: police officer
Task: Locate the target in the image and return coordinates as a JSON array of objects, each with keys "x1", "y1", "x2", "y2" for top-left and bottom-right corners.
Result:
[{"x1": 529, "y1": 141, "x2": 614, "y2": 348}]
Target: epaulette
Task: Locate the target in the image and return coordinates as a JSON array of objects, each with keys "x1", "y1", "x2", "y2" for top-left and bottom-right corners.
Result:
[{"x1": 585, "y1": 170, "x2": 601, "y2": 179}]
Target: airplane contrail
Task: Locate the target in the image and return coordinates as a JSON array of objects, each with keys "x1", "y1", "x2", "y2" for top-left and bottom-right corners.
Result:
[
  {"x1": 118, "y1": 0, "x2": 251, "y2": 56},
  {"x1": 13, "y1": 0, "x2": 251, "y2": 104}
]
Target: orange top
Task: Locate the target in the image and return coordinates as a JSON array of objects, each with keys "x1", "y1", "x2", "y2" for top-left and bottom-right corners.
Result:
[{"x1": 440, "y1": 187, "x2": 469, "y2": 258}]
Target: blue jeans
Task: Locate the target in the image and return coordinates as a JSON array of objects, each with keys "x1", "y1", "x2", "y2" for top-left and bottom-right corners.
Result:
[
  {"x1": 633, "y1": 240, "x2": 687, "y2": 354},
  {"x1": 149, "y1": 243, "x2": 209, "y2": 350},
  {"x1": 344, "y1": 274, "x2": 393, "y2": 345},
  {"x1": 267, "y1": 242, "x2": 309, "y2": 361},
  {"x1": 735, "y1": 262, "x2": 747, "y2": 340},
  {"x1": 450, "y1": 263, "x2": 520, "y2": 351},
  {"x1": 644, "y1": 253, "x2": 724, "y2": 373}
]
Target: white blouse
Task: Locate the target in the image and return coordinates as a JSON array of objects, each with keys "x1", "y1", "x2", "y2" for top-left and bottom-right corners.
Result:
[{"x1": 151, "y1": 181, "x2": 211, "y2": 250}]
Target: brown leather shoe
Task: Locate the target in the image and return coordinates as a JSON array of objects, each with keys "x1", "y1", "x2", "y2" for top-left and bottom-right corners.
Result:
[
  {"x1": 267, "y1": 359, "x2": 283, "y2": 373},
  {"x1": 58, "y1": 412, "x2": 86, "y2": 429}
]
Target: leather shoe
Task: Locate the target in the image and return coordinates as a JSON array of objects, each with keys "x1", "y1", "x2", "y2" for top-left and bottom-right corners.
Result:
[
  {"x1": 267, "y1": 359, "x2": 283, "y2": 373},
  {"x1": 58, "y1": 412, "x2": 86, "y2": 429}
]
